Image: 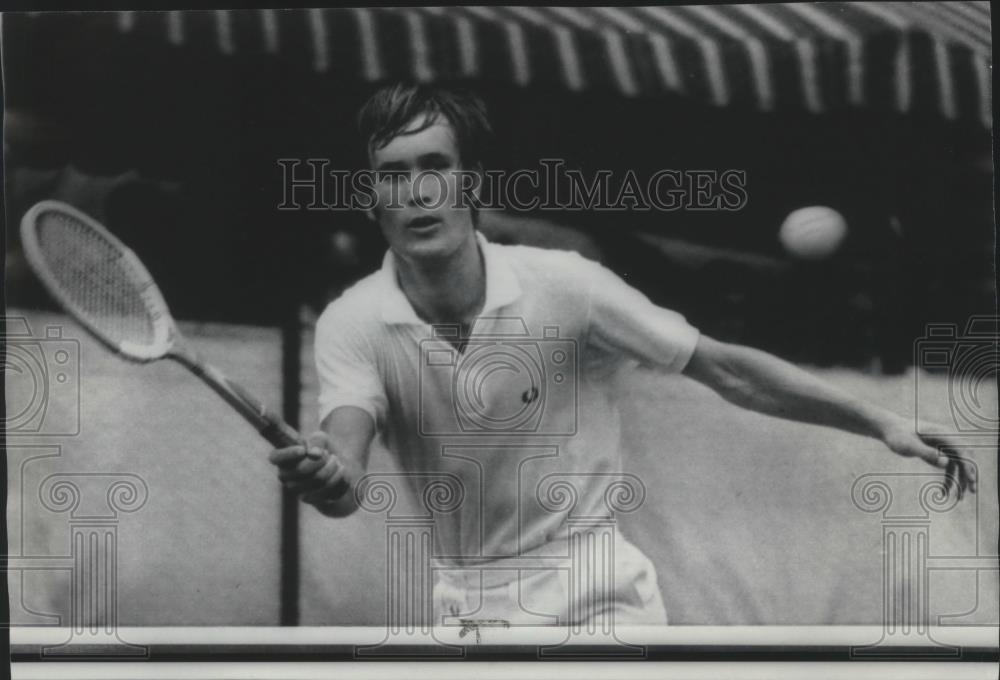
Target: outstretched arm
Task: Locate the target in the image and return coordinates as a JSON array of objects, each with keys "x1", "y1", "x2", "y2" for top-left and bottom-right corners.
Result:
[
  {"x1": 572, "y1": 253, "x2": 976, "y2": 500},
  {"x1": 682, "y1": 334, "x2": 978, "y2": 499}
]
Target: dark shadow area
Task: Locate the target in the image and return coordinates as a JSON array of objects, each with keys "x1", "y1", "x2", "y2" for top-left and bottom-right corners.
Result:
[{"x1": 3, "y1": 12, "x2": 994, "y2": 371}]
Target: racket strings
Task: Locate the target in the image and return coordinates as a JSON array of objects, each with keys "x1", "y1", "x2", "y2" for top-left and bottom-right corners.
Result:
[{"x1": 35, "y1": 211, "x2": 158, "y2": 347}]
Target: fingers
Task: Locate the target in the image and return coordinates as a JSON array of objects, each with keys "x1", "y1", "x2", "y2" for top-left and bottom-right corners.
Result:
[
  {"x1": 269, "y1": 431, "x2": 348, "y2": 502},
  {"x1": 269, "y1": 446, "x2": 311, "y2": 467},
  {"x1": 944, "y1": 459, "x2": 960, "y2": 501},
  {"x1": 302, "y1": 468, "x2": 351, "y2": 505},
  {"x1": 904, "y1": 436, "x2": 976, "y2": 501},
  {"x1": 270, "y1": 446, "x2": 325, "y2": 466},
  {"x1": 900, "y1": 434, "x2": 977, "y2": 502},
  {"x1": 303, "y1": 445, "x2": 325, "y2": 461},
  {"x1": 269, "y1": 432, "x2": 330, "y2": 466},
  {"x1": 276, "y1": 453, "x2": 327, "y2": 483},
  {"x1": 955, "y1": 455, "x2": 977, "y2": 498},
  {"x1": 927, "y1": 450, "x2": 950, "y2": 470},
  {"x1": 915, "y1": 432, "x2": 979, "y2": 500},
  {"x1": 963, "y1": 458, "x2": 979, "y2": 494},
  {"x1": 303, "y1": 432, "x2": 331, "y2": 460},
  {"x1": 910, "y1": 442, "x2": 949, "y2": 470},
  {"x1": 279, "y1": 454, "x2": 342, "y2": 494},
  {"x1": 941, "y1": 452, "x2": 977, "y2": 502},
  {"x1": 305, "y1": 431, "x2": 331, "y2": 448}
]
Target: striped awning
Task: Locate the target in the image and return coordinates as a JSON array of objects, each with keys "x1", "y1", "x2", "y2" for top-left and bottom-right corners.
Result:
[{"x1": 19, "y1": 4, "x2": 994, "y2": 127}]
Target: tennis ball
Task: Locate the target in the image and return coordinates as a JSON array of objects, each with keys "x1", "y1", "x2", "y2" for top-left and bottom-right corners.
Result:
[{"x1": 778, "y1": 206, "x2": 848, "y2": 260}]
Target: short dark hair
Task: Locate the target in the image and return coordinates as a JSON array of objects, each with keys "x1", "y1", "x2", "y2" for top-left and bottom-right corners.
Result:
[{"x1": 357, "y1": 83, "x2": 493, "y2": 169}]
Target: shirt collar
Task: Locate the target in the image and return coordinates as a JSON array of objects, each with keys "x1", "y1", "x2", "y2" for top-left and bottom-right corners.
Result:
[{"x1": 379, "y1": 232, "x2": 522, "y2": 325}]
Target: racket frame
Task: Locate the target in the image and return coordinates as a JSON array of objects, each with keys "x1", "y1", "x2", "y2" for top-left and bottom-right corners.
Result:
[
  {"x1": 20, "y1": 199, "x2": 304, "y2": 450},
  {"x1": 20, "y1": 200, "x2": 174, "y2": 362}
]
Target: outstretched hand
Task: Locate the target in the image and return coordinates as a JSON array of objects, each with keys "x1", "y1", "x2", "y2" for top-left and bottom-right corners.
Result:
[
  {"x1": 268, "y1": 431, "x2": 351, "y2": 506},
  {"x1": 882, "y1": 419, "x2": 978, "y2": 501}
]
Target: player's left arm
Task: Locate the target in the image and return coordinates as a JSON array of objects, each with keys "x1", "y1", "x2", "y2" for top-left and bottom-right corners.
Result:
[
  {"x1": 577, "y1": 253, "x2": 975, "y2": 500},
  {"x1": 682, "y1": 334, "x2": 977, "y2": 499}
]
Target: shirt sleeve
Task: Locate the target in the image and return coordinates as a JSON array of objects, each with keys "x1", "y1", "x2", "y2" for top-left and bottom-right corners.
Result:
[
  {"x1": 314, "y1": 305, "x2": 388, "y2": 428},
  {"x1": 578, "y1": 256, "x2": 700, "y2": 373}
]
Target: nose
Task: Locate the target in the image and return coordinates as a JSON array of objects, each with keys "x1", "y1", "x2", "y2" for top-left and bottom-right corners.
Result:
[{"x1": 407, "y1": 170, "x2": 445, "y2": 208}]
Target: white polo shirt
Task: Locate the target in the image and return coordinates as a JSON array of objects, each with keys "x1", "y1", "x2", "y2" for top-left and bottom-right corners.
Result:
[{"x1": 315, "y1": 232, "x2": 699, "y2": 565}]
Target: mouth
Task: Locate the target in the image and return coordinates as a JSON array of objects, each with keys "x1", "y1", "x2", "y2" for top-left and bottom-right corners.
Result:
[{"x1": 407, "y1": 215, "x2": 441, "y2": 232}]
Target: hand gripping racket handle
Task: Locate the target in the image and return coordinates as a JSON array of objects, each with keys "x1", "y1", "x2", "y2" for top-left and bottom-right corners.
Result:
[{"x1": 170, "y1": 349, "x2": 303, "y2": 449}]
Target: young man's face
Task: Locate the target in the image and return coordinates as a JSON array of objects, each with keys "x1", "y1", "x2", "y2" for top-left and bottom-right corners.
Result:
[{"x1": 368, "y1": 113, "x2": 478, "y2": 264}]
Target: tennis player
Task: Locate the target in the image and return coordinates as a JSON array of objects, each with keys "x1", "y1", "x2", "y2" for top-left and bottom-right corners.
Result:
[{"x1": 269, "y1": 84, "x2": 977, "y2": 627}]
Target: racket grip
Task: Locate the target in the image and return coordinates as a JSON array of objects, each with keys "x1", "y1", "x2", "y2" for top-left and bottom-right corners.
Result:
[
  {"x1": 216, "y1": 374, "x2": 303, "y2": 448},
  {"x1": 173, "y1": 352, "x2": 303, "y2": 449}
]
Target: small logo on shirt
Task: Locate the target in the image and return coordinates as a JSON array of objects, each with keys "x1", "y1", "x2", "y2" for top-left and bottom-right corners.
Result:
[{"x1": 419, "y1": 321, "x2": 578, "y2": 436}]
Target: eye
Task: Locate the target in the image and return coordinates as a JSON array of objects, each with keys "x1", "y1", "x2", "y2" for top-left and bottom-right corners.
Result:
[
  {"x1": 423, "y1": 157, "x2": 455, "y2": 172},
  {"x1": 377, "y1": 171, "x2": 406, "y2": 185}
]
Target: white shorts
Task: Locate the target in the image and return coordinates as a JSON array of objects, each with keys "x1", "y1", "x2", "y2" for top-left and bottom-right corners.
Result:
[{"x1": 432, "y1": 533, "x2": 667, "y2": 628}]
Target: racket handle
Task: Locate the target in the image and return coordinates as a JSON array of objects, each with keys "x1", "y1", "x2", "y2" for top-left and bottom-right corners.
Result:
[
  {"x1": 223, "y1": 376, "x2": 303, "y2": 448},
  {"x1": 171, "y1": 350, "x2": 303, "y2": 449}
]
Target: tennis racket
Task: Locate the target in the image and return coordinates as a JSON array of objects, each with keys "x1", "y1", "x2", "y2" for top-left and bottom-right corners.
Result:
[{"x1": 20, "y1": 199, "x2": 308, "y2": 451}]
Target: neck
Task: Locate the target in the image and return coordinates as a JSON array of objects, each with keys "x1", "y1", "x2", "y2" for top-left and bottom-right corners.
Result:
[{"x1": 395, "y1": 233, "x2": 485, "y2": 326}]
